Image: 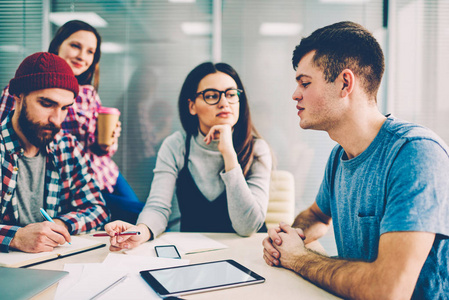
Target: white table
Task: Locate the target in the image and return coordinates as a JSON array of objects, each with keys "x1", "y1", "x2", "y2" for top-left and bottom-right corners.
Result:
[{"x1": 31, "y1": 232, "x2": 341, "y2": 299}]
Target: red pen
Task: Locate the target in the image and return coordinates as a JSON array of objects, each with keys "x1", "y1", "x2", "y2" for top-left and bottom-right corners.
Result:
[{"x1": 93, "y1": 231, "x2": 141, "y2": 237}]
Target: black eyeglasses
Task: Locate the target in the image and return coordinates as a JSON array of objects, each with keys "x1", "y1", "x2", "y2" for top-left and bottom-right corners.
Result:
[{"x1": 195, "y1": 88, "x2": 243, "y2": 105}]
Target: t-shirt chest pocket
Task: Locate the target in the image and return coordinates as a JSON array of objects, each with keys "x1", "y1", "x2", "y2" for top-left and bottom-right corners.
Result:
[
  {"x1": 356, "y1": 214, "x2": 381, "y2": 262},
  {"x1": 355, "y1": 189, "x2": 384, "y2": 261}
]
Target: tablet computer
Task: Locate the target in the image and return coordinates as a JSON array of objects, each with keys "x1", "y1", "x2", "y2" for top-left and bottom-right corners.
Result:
[{"x1": 140, "y1": 259, "x2": 265, "y2": 297}]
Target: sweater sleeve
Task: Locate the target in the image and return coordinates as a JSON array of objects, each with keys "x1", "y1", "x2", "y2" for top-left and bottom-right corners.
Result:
[
  {"x1": 136, "y1": 132, "x2": 185, "y2": 237},
  {"x1": 220, "y1": 139, "x2": 272, "y2": 236}
]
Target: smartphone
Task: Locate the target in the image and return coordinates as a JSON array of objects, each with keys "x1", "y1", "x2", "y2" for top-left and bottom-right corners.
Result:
[{"x1": 154, "y1": 245, "x2": 181, "y2": 259}]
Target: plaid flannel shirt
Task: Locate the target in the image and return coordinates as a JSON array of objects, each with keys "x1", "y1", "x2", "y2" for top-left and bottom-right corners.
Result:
[
  {"x1": 0, "y1": 114, "x2": 109, "y2": 252},
  {"x1": 0, "y1": 85, "x2": 119, "y2": 192}
]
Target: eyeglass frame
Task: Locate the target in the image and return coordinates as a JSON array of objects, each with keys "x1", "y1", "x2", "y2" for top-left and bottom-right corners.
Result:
[{"x1": 194, "y1": 88, "x2": 243, "y2": 105}]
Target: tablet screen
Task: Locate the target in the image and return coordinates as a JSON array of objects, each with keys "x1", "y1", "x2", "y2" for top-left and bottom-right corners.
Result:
[{"x1": 140, "y1": 259, "x2": 265, "y2": 296}]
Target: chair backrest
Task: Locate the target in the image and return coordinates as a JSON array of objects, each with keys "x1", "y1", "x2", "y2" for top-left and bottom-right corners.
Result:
[{"x1": 265, "y1": 170, "x2": 295, "y2": 229}]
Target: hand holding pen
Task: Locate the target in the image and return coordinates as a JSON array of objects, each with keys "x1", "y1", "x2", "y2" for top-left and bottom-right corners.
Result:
[
  {"x1": 8, "y1": 209, "x2": 71, "y2": 253},
  {"x1": 103, "y1": 221, "x2": 151, "y2": 251},
  {"x1": 39, "y1": 208, "x2": 72, "y2": 245}
]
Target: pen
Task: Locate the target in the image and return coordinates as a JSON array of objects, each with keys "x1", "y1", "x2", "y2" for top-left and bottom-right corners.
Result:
[
  {"x1": 90, "y1": 274, "x2": 128, "y2": 300},
  {"x1": 93, "y1": 231, "x2": 141, "y2": 237},
  {"x1": 39, "y1": 208, "x2": 71, "y2": 245}
]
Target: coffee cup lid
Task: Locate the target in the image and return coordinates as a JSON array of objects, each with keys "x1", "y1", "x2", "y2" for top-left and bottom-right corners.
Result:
[{"x1": 98, "y1": 106, "x2": 121, "y2": 115}]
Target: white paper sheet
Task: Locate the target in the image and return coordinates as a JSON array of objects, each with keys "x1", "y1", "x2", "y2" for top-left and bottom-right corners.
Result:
[
  {"x1": 55, "y1": 253, "x2": 189, "y2": 300},
  {"x1": 54, "y1": 263, "x2": 100, "y2": 299}
]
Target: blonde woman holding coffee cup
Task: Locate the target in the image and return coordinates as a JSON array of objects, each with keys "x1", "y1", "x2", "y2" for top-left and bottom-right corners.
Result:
[
  {"x1": 105, "y1": 62, "x2": 272, "y2": 250},
  {"x1": 0, "y1": 20, "x2": 142, "y2": 223}
]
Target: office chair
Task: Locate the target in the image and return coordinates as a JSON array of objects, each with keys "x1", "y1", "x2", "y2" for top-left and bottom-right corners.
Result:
[{"x1": 265, "y1": 170, "x2": 295, "y2": 229}]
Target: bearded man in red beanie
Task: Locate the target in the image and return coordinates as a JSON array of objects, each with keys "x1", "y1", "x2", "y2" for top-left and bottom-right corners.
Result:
[{"x1": 0, "y1": 52, "x2": 109, "y2": 253}]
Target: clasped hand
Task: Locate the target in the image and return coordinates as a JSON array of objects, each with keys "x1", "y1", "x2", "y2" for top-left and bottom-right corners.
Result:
[{"x1": 262, "y1": 222, "x2": 308, "y2": 271}]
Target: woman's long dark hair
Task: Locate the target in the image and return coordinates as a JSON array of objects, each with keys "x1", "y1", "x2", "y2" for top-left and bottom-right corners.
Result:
[
  {"x1": 178, "y1": 62, "x2": 260, "y2": 176},
  {"x1": 48, "y1": 20, "x2": 102, "y2": 90}
]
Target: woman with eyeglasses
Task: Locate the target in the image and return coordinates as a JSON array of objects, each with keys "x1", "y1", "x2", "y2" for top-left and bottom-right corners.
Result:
[{"x1": 104, "y1": 62, "x2": 272, "y2": 250}]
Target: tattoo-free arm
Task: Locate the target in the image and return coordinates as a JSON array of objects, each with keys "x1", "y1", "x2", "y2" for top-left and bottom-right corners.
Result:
[
  {"x1": 292, "y1": 201, "x2": 331, "y2": 243},
  {"x1": 278, "y1": 227, "x2": 434, "y2": 300}
]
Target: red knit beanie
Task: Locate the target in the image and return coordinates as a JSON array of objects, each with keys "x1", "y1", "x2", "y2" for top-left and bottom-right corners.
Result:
[{"x1": 9, "y1": 52, "x2": 79, "y2": 97}]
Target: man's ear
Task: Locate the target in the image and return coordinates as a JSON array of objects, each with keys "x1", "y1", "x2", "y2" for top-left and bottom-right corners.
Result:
[
  {"x1": 340, "y1": 69, "x2": 355, "y2": 98},
  {"x1": 188, "y1": 99, "x2": 197, "y2": 116},
  {"x1": 11, "y1": 94, "x2": 24, "y2": 117},
  {"x1": 13, "y1": 94, "x2": 24, "y2": 109},
  {"x1": 12, "y1": 94, "x2": 20, "y2": 103}
]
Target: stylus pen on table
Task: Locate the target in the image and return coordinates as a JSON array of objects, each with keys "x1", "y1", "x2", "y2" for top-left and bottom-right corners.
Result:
[
  {"x1": 39, "y1": 207, "x2": 71, "y2": 244},
  {"x1": 93, "y1": 231, "x2": 141, "y2": 237},
  {"x1": 89, "y1": 274, "x2": 128, "y2": 300}
]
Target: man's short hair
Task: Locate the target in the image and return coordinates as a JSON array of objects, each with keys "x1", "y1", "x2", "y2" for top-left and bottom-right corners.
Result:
[{"x1": 292, "y1": 21, "x2": 385, "y2": 99}]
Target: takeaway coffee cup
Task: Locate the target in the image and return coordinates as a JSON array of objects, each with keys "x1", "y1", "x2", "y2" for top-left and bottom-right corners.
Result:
[{"x1": 97, "y1": 107, "x2": 121, "y2": 146}]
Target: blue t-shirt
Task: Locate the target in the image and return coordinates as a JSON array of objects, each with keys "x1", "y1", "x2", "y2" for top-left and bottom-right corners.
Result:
[{"x1": 316, "y1": 116, "x2": 449, "y2": 299}]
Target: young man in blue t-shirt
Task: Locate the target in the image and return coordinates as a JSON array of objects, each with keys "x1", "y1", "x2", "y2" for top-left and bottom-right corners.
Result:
[{"x1": 262, "y1": 21, "x2": 449, "y2": 299}]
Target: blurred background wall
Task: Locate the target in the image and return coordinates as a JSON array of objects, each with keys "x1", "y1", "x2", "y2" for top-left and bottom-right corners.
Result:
[{"x1": 1, "y1": 0, "x2": 448, "y2": 253}]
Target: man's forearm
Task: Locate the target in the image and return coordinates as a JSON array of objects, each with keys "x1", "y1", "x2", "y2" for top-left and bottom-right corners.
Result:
[
  {"x1": 293, "y1": 250, "x2": 382, "y2": 300},
  {"x1": 291, "y1": 207, "x2": 330, "y2": 243}
]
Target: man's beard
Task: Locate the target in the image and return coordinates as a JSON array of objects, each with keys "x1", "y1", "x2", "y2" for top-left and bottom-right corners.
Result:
[{"x1": 18, "y1": 99, "x2": 61, "y2": 149}]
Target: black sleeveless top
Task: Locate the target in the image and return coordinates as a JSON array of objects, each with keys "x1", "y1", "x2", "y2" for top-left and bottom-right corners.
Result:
[
  {"x1": 175, "y1": 135, "x2": 234, "y2": 232},
  {"x1": 175, "y1": 135, "x2": 267, "y2": 233}
]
